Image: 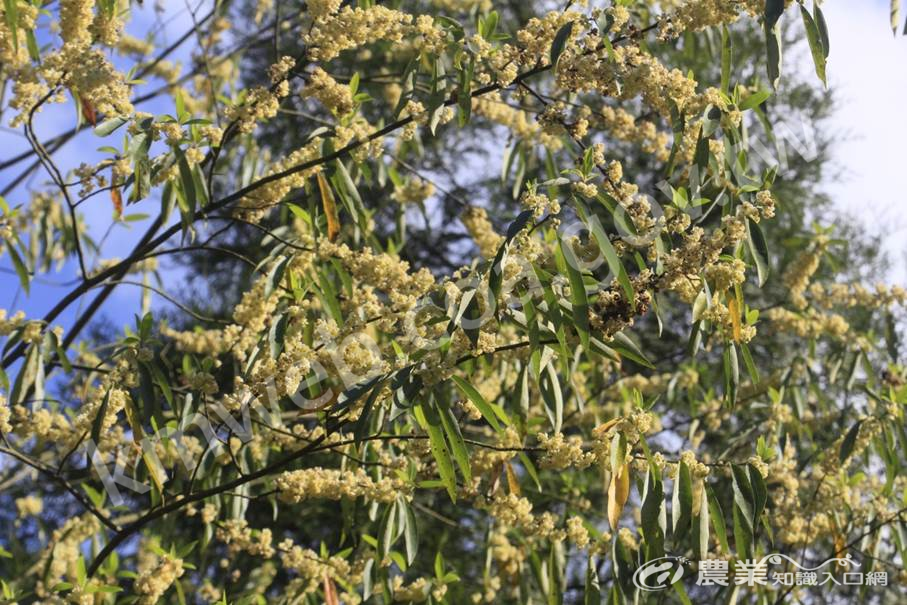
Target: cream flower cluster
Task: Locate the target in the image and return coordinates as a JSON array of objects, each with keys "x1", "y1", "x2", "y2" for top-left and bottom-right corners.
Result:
[
  {"x1": 276, "y1": 467, "x2": 407, "y2": 504},
  {"x1": 216, "y1": 519, "x2": 276, "y2": 557},
  {"x1": 304, "y1": 5, "x2": 415, "y2": 61},
  {"x1": 133, "y1": 553, "x2": 185, "y2": 604},
  {"x1": 461, "y1": 206, "x2": 504, "y2": 258},
  {"x1": 301, "y1": 67, "x2": 354, "y2": 116},
  {"x1": 392, "y1": 177, "x2": 435, "y2": 206},
  {"x1": 536, "y1": 432, "x2": 595, "y2": 470}
]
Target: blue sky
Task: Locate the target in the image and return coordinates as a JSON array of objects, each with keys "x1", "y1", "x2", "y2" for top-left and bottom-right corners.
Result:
[{"x1": 1, "y1": 0, "x2": 905, "y2": 344}]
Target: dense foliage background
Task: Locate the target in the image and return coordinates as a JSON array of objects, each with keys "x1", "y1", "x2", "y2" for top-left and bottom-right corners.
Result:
[{"x1": 0, "y1": 1, "x2": 905, "y2": 604}]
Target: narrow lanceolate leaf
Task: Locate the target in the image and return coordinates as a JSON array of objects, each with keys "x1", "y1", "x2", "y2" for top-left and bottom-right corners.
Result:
[
  {"x1": 90, "y1": 390, "x2": 112, "y2": 447},
  {"x1": 586, "y1": 212, "x2": 635, "y2": 307},
  {"x1": 730, "y1": 464, "x2": 755, "y2": 531},
  {"x1": 747, "y1": 219, "x2": 770, "y2": 287},
  {"x1": 451, "y1": 376, "x2": 503, "y2": 433},
  {"x1": 721, "y1": 26, "x2": 732, "y2": 93},
  {"x1": 558, "y1": 238, "x2": 590, "y2": 350},
  {"x1": 414, "y1": 403, "x2": 458, "y2": 502},
  {"x1": 3, "y1": 0, "x2": 18, "y2": 53},
  {"x1": 265, "y1": 256, "x2": 290, "y2": 298},
  {"x1": 765, "y1": 0, "x2": 785, "y2": 31},
  {"x1": 672, "y1": 461, "x2": 693, "y2": 543},
  {"x1": 5, "y1": 242, "x2": 30, "y2": 295},
  {"x1": 584, "y1": 554, "x2": 601, "y2": 605},
  {"x1": 316, "y1": 172, "x2": 340, "y2": 242},
  {"x1": 893, "y1": 0, "x2": 901, "y2": 35},
  {"x1": 839, "y1": 420, "x2": 864, "y2": 463},
  {"x1": 697, "y1": 482, "x2": 710, "y2": 560},
  {"x1": 814, "y1": 4, "x2": 830, "y2": 57},
  {"x1": 706, "y1": 484, "x2": 730, "y2": 554},
  {"x1": 323, "y1": 574, "x2": 340, "y2": 605},
  {"x1": 724, "y1": 343, "x2": 739, "y2": 406},
  {"x1": 437, "y1": 399, "x2": 472, "y2": 483},
  {"x1": 800, "y1": 5, "x2": 827, "y2": 87},
  {"x1": 765, "y1": 22, "x2": 782, "y2": 90},
  {"x1": 550, "y1": 21, "x2": 574, "y2": 65},
  {"x1": 401, "y1": 496, "x2": 419, "y2": 565},
  {"x1": 640, "y1": 467, "x2": 666, "y2": 559},
  {"x1": 728, "y1": 296, "x2": 743, "y2": 343},
  {"x1": 504, "y1": 462, "x2": 521, "y2": 496},
  {"x1": 111, "y1": 187, "x2": 123, "y2": 219},
  {"x1": 607, "y1": 463, "x2": 630, "y2": 530}
]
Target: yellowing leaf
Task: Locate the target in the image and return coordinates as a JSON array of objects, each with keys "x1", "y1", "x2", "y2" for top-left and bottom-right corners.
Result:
[
  {"x1": 111, "y1": 187, "x2": 123, "y2": 219},
  {"x1": 728, "y1": 296, "x2": 742, "y2": 342},
  {"x1": 595, "y1": 418, "x2": 621, "y2": 435},
  {"x1": 323, "y1": 573, "x2": 340, "y2": 605},
  {"x1": 316, "y1": 172, "x2": 340, "y2": 242},
  {"x1": 608, "y1": 463, "x2": 630, "y2": 530},
  {"x1": 505, "y1": 461, "x2": 521, "y2": 496}
]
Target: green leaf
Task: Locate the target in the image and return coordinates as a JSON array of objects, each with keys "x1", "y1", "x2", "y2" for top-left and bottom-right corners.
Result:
[
  {"x1": 25, "y1": 28, "x2": 38, "y2": 61},
  {"x1": 550, "y1": 22, "x2": 574, "y2": 65},
  {"x1": 457, "y1": 58, "x2": 474, "y2": 127},
  {"x1": 696, "y1": 484, "x2": 710, "y2": 560},
  {"x1": 584, "y1": 210, "x2": 635, "y2": 307},
  {"x1": 671, "y1": 461, "x2": 693, "y2": 544},
  {"x1": 269, "y1": 312, "x2": 288, "y2": 359},
  {"x1": 542, "y1": 362, "x2": 564, "y2": 433},
  {"x1": 451, "y1": 376, "x2": 503, "y2": 434},
  {"x1": 610, "y1": 331, "x2": 654, "y2": 369},
  {"x1": 746, "y1": 219, "x2": 770, "y2": 287},
  {"x1": 814, "y1": 3, "x2": 830, "y2": 57},
  {"x1": 800, "y1": 5, "x2": 827, "y2": 87},
  {"x1": 765, "y1": 20, "x2": 783, "y2": 90},
  {"x1": 5, "y1": 241, "x2": 30, "y2": 295},
  {"x1": 720, "y1": 26, "x2": 732, "y2": 94},
  {"x1": 732, "y1": 502, "x2": 753, "y2": 557},
  {"x1": 4, "y1": 0, "x2": 18, "y2": 53},
  {"x1": 739, "y1": 89, "x2": 771, "y2": 111},
  {"x1": 90, "y1": 390, "x2": 112, "y2": 447},
  {"x1": 400, "y1": 496, "x2": 419, "y2": 565},
  {"x1": 584, "y1": 554, "x2": 601, "y2": 605},
  {"x1": 558, "y1": 237, "x2": 590, "y2": 350},
  {"x1": 414, "y1": 402, "x2": 458, "y2": 502},
  {"x1": 488, "y1": 210, "x2": 533, "y2": 302},
  {"x1": 740, "y1": 341, "x2": 760, "y2": 384},
  {"x1": 730, "y1": 464, "x2": 755, "y2": 531},
  {"x1": 839, "y1": 420, "x2": 863, "y2": 463},
  {"x1": 765, "y1": 0, "x2": 785, "y2": 31},
  {"x1": 379, "y1": 500, "x2": 398, "y2": 559},
  {"x1": 94, "y1": 116, "x2": 129, "y2": 137},
  {"x1": 265, "y1": 256, "x2": 290, "y2": 298},
  {"x1": 437, "y1": 398, "x2": 472, "y2": 483},
  {"x1": 748, "y1": 464, "x2": 767, "y2": 524},
  {"x1": 640, "y1": 466, "x2": 665, "y2": 559},
  {"x1": 706, "y1": 484, "x2": 730, "y2": 554}
]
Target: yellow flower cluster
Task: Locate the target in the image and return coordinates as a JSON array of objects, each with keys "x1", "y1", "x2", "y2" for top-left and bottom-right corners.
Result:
[
  {"x1": 304, "y1": 5, "x2": 415, "y2": 62},
  {"x1": 782, "y1": 237, "x2": 828, "y2": 309},
  {"x1": 765, "y1": 307, "x2": 850, "y2": 341},
  {"x1": 472, "y1": 93, "x2": 563, "y2": 150},
  {"x1": 393, "y1": 177, "x2": 435, "y2": 206},
  {"x1": 301, "y1": 67, "x2": 354, "y2": 115},
  {"x1": 276, "y1": 467, "x2": 408, "y2": 503},
  {"x1": 216, "y1": 519, "x2": 275, "y2": 557},
  {"x1": 536, "y1": 432, "x2": 595, "y2": 470},
  {"x1": 461, "y1": 206, "x2": 503, "y2": 258},
  {"x1": 134, "y1": 553, "x2": 185, "y2": 605},
  {"x1": 600, "y1": 106, "x2": 671, "y2": 161},
  {"x1": 659, "y1": 0, "x2": 764, "y2": 38}
]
